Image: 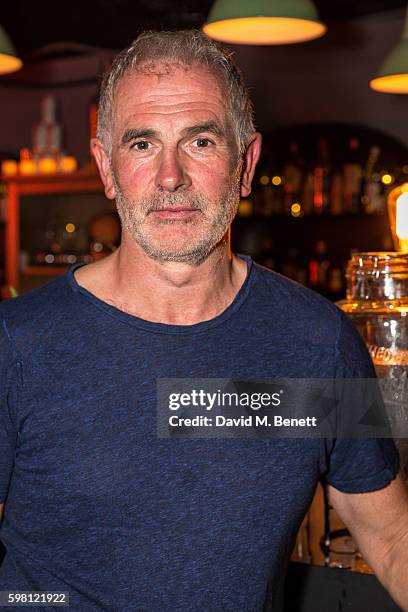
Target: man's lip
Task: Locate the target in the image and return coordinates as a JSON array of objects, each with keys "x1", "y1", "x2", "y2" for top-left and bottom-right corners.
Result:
[{"x1": 151, "y1": 207, "x2": 199, "y2": 212}]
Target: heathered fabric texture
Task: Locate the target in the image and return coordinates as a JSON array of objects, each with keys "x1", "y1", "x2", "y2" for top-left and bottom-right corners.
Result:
[{"x1": 0, "y1": 254, "x2": 400, "y2": 611}]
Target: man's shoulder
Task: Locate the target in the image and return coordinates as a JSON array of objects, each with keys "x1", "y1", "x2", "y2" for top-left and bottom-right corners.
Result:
[
  {"x1": 0, "y1": 274, "x2": 73, "y2": 340},
  {"x1": 249, "y1": 262, "x2": 365, "y2": 369},
  {"x1": 252, "y1": 261, "x2": 342, "y2": 321}
]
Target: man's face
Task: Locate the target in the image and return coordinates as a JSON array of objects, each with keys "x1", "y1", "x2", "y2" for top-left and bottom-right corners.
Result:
[{"x1": 104, "y1": 62, "x2": 244, "y2": 265}]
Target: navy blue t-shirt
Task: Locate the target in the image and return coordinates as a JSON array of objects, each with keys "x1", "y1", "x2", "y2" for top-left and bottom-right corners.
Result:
[{"x1": 0, "y1": 255, "x2": 400, "y2": 611}]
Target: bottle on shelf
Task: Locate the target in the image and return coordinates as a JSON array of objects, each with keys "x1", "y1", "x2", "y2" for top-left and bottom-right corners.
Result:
[
  {"x1": 254, "y1": 152, "x2": 283, "y2": 217},
  {"x1": 32, "y1": 96, "x2": 63, "y2": 170},
  {"x1": 362, "y1": 145, "x2": 386, "y2": 215},
  {"x1": 313, "y1": 138, "x2": 331, "y2": 214},
  {"x1": 343, "y1": 138, "x2": 363, "y2": 214},
  {"x1": 327, "y1": 267, "x2": 344, "y2": 296},
  {"x1": 330, "y1": 172, "x2": 343, "y2": 215},
  {"x1": 237, "y1": 198, "x2": 254, "y2": 217},
  {"x1": 302, "y1": 170, "x2": 314, "y2": 215},
  {"x1": 283, "y1": 142, "x2": 304, "y2": 216},
  {"x1": 308, "y1": 240, "x2": 330, "y2": 292}
]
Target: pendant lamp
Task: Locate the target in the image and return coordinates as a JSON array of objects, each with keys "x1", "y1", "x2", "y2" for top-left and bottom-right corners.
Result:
[
  {"x1": 0, "y1": 24, "x2": 22, "y2": 75},
  {"x1": 370, "y1": 8, "x2": 408, "y2": 94},
  {"x1": 202, "y1": 0, "x2": 327, "y2": 45}
]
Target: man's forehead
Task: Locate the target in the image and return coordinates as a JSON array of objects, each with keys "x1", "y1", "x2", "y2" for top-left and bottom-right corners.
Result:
[{"x1": 115, "y1": 60, "x2": 225, "y2": 99}]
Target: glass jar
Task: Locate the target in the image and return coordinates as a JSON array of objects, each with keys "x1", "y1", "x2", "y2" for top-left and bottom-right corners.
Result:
[{"x1": 337, "y1": 252, "x2": 408, "y2": 477}]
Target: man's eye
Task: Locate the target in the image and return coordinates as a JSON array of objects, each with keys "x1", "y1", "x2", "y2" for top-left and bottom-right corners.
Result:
[
  {"x1": 132, "y1": 141, "x2": 150, "y2": 150},
  {"x1": 194, "y1": 138, "x2": 212, "y2": 148}
]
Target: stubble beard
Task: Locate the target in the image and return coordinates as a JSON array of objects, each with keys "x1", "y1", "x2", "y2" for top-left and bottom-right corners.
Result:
[{"x1": 112, "y1": 165, "x2": 243, "y2": 266}]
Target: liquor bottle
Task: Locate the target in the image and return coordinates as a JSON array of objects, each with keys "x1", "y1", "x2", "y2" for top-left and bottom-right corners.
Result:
[
  {"x1": 328, "y1": 267, "x2": 344, "y2": 296},
  {"x1": 302, "y1": 171, "x2": 314, "y2": 215},
  {"x1": 362, "y1": 146, "x2": 386, "y2": 215},
  {"x1": 330, "y1": 172, "x2": 343, "y2": 215},
  {"x1": 343, "y1": 138, "x2": 363, "y2": 214},
  {"x1": 32, "y1": 96, "x2": 63, "y2": 166},
  {"x1": 313, "y1": 139, "x2": 331, "y2": 214},
  {"x1": 237, "y1": 198, "x2": 254, "y2": 217},
  {"x1": 308, "y1": 240, "x2": 330, "y2": 292},
  {"x1": 255, "y1": 163, "x2": 283, "y2": 216},
  {"x1": 283, "y1": 142, "x2": 304, "y2": 216}
]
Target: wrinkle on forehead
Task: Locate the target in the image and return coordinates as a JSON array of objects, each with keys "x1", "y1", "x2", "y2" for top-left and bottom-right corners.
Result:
[
  {"x1": 119, "y1": 60, "x2": 226, "y2": 103},
  {"x1": 135, "y1": 60, "x2": 194, "y2": 80},
  {"x1": 116, "y1": 64, "x2": 227, "y2": 120}
]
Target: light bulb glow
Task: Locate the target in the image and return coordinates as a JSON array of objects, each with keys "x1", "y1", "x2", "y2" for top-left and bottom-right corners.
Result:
[
  {"x1": 203, "y1": 17, "x2": 326, "y2": 45},
  {"x1": 382, "y1": 173, "x2": 393, "y2": 185},
  {"x1": 291, "y1": 203, "x2": 302, "y2": 217},
  {"x1": 387, "y1": 182, "x2": 408, "y2": 253},
  {"x1": 370, "y1": 74, "x2": 408, "y2": 94},
  {"x1": 0, "y1": 53, "x2": 22, "y2": 75},
  {"x1": 396, "y1": 192, "x2": 408, "y2": 251}
]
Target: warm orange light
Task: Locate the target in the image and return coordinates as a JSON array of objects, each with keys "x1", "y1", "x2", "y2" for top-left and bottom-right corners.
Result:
[
  {"x1": 1, "y1": 160, "x2": 18, "y2": 176},
  {"x1": 370, "y1": 74, "x2": 408, "y2": 94},
  {"x1": 38, "y1": 157, "x2": 57, "y2": 174},
  {"x1": 59, "y1": 155, "x2": 78, "y2": 173},
  {"x1": 382, "y1": 173, "x2": 393, "y2": 185},
  {"x1": 272, "y1": 175, "x2": 282, "y2": 186},
  {"x1": 203, "y1": 17, "x2": 326, "y2": 45},
  {"x1": 65, "y1": 223, "x2": 76, "y2": 233},
  {"x1": 238, "y1": 199, "x2": 253, "y2": 216},
  {"x1": 19, "y1": 160, "x2": 37, "y2": 176},
  {"x1": 387, "y1": 182, "x2": 408, "y2": 252},
  {"x1": 260, "y1": 175, "x2": 269, "y2": 185},
  {"x1": 291, "y1": 203, "x2": 302, "y2": 217},
  {"x1": 0, "y1": 53, "x2": 22, "y2": 75}
]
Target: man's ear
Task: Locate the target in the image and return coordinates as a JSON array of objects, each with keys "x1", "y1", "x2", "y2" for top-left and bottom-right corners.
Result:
[
  {"x1": 240, "y1": 132, "x2": 262, "y2": 198},
  {"x1": 91, "y1": 138, "x2": 116, "y2": 200}
]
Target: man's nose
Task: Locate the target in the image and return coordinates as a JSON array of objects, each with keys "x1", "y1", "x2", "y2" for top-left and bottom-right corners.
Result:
[{"x1": 155, "y1": 148, "x2": 191, "y2": 191}]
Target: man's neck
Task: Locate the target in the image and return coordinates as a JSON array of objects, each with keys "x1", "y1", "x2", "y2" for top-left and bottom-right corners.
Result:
[{"x1": 73, "y1": 235, "x2": 248, "y2": 325}]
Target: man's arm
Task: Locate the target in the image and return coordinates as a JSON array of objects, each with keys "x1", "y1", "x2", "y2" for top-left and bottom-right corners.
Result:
[{"x1": 328, "y1": 471, "x2": 408, "y2": 611}]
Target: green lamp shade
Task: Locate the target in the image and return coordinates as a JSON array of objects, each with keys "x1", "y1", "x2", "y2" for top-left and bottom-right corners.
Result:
[
  {"x1": 0, "y1": 25, "x2": 22, "y2": 75},
  {"x1": 370, "y1": 38, "x2": 408, "y2": 94},
  {"x1": 202, "y1": 0, "x2": 327, "y2": 45},
  {"x1": 370, "y1": 10, "x2": 408, "y2": 94}
]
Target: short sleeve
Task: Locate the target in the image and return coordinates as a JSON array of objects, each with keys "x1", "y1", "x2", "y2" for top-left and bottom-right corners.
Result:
[
  {"x1": 319, "y1": 311, "x2": 400, "y2": 494},
  {"x1": 0, "y1": 318, "x2": 19, "y2": 502}
]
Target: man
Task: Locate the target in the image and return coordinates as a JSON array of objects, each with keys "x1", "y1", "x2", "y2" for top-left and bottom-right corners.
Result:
[{"x1": 0, "y1": 29, "x2": 407, "y2": 611}]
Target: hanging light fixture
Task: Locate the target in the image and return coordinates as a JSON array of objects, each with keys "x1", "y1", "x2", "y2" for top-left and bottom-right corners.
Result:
[
  {"x1": 202, "y1": 0, "x2": 327, "y2": 45},
  {"x1": 0, "y1": 24, "x2": 22, "y2": 75},
  {"x1": 370, "y1": 8, "x2": 408, "y2": 94}
]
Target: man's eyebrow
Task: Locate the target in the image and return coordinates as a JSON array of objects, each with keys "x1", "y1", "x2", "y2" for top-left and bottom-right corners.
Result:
[
  {"x1": 181, "y1": 122, "x2": 226, "y2": 139},
  {"x1": 121, "y1": 128, "x2": 158, "y2": 145},
  {"x1": 121, "y1": 122, "x2": 226, "y2": 145}
]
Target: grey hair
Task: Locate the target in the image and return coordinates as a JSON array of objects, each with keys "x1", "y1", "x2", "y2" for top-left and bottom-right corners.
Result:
[{"x1": 97, "y1": 29, "x2": 255, "y2": 159}]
